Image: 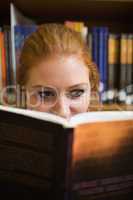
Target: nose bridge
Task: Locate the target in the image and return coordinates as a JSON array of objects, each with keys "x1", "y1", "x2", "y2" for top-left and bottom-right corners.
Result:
[{"x1": 53, "y1": 92, "x2": 71, "y2": 118}]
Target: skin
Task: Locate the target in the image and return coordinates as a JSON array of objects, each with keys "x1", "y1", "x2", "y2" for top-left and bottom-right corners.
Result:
[{"x1": 26, "y1": 55, "x2": 91, "y2": 119}]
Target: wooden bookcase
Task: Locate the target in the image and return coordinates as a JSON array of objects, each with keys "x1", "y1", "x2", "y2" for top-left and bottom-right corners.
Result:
[
  {"x1": 1, "y1": 0, "x2": 133, "y2": 33},
  {"x1": 0, "y1": 0, "x2": 133, "y2": 110}
]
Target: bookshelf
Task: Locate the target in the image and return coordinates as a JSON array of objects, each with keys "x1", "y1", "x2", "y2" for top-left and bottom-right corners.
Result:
[
  {"x1": 0, "y1": 0, "x2": 133, "y2": 110},
  {"x1": 16, "y1": 0, "x2": 133, "y2": 33},
  {"x1": 0, "y1": 0, "x2": 133, "y2": 199},
  {"x1": 0, "y1": 0, "x2": 133, "y2": 29}
]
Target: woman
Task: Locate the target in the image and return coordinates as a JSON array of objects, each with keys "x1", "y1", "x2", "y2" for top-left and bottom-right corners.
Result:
[{"x1": 18, "y1": 23, "x2": 99, "y2": 119}]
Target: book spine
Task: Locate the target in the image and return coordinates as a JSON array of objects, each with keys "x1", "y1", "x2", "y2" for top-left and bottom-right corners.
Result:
[
  {"x1": 92, "y1": 27, "x2": 99, "y2": 67},
  {"x1": 98, "y1": 28, "x2": 104, "y2": 90},
  {"x1": 107, "y1": 34, "x2": 120, "y2": 104},
  {"x1": 81, "y1": 26, "x2": 88, "y2": 43},
  {"x1": 0, "y1": 28, "x2": 3, "y2": 98},
  {"x1": 100, "y1": 27, "x2": 109, "y2": 103},
  {"x1": 14, "y1": 25, "x2": 25, "y2": 82},
  {"x1": 8, "y1": 28, "x2": 14, "y2": 86},
  {"x1": 1, "y1": 31, "x2": 7, "y2": 88},
  {"x1": 23, "y1": 25, "x2": 37, "y2": 40},
  {"x1": 87, "y1": 32, "x2": 92, "y2": 60},
  {"x1": 125, "y1": 34, "x2": 133, "y2": 105},
  {"x1": 103, "y1": 27, "x2": 109, "y2": 92},
  {"x1": 15, "y1": 25, "x2": 37, "y2": 83},
  {"x1": 3, "y1": 26, "x2": 11, "y2": 87},
  {"x1": 118, "y1": 34, "x2": 128, "y2": 104}
]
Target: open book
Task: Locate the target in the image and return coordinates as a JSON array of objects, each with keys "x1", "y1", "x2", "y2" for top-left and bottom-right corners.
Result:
[{"x1": 0, "y1": 105, "x2": 133, "y2": 199}]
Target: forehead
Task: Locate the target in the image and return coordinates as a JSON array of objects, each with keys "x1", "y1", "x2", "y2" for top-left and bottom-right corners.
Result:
[{"x1": 27, "y1": 55, "x2": 90, "y2": 88}]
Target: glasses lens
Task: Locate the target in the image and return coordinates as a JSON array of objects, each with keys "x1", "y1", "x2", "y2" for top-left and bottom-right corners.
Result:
[
  {"x1": 39, "y1": 87, "x2": 57, "y2": 106},
  {"x1": 27, "y1": 86, "x2": 58, "y2": 107}
]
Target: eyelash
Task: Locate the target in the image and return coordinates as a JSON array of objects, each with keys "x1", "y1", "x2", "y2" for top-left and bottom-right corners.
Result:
[
  {"x1": 37, "y1": 89, "x2": 85, "y2": 99},
  {"x1": 38, "y1": 91, "x2": 55, "y2": 99},
  {"x1": 67, "y1": 89, "x2": 85, "y2": 99}
]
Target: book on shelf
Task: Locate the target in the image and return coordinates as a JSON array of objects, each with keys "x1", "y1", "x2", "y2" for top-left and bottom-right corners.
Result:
[
  {"x1": 64, "y1": 21, "x2": 88, "y2": 43},
  {"x1": 0, "y1": 3, "x2": 37, "y2": 106},
  {"x1": 118, "y1": 34, "x2": 128, "y2": 104},
  {"x1": 126, "y1": 34, "x2": 133, "y2": 105},
  {"x1": 10, "y1": 3, "x2": 36, "y2": 85},
  {"x1": 107, "y1": 33, "x2": 120, "y2": 104},
  {"x1": 0, "y1": 105, "x2": 133, "y2": 199},
  {"x1": 92, "y1": 27, "x2": 109, "y2": 102}
]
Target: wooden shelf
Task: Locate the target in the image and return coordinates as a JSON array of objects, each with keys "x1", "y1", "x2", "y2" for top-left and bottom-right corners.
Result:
[
  {"x1": 0, "y1": 0, "x2": 133, "y2": 29},
  {"x1": 11, "y1": 0, "x2": 133, "y2": 21}
]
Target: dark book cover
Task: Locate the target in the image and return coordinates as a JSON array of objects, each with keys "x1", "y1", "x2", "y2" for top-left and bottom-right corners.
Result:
[
  {"x1": 71, "y1": 120, "x2": 133, "y2": 200},
  {"x1": 0, "y1": 108, "x2": 73, "y2": 199}
]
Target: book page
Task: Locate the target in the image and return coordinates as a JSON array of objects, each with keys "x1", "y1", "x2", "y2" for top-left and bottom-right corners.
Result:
[
  {"x1": 69, "y1": 111, "x2": 133, "y2": 127},
  {"x1": 0, "y1": 105, "x2": 133, "y2": 128},
  {"x1": 0, "y1": 105, "x2": 68, "y2": 126}
]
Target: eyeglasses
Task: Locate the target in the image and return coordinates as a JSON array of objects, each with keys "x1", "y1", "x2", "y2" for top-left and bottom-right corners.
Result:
[{"x1": 25, "y1": 84, "x2": 90, "y2": 108}]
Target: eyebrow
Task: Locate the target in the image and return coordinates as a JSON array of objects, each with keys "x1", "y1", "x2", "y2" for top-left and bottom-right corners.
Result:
[
  {"x1": 30, "y1": 83, "x2": 89, "y2": 89},
  {"x1": 67, "y1": 83, "x2": 89, "y2": 89},
  {"x1": 30, "y1": 85, "x2": 51, "y2": 89}
]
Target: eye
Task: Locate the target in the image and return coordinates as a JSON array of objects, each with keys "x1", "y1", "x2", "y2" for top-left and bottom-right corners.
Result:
[
  {"x1": 67, "y1": 89, "x2": 85, "y2": 99},
  {"x1": 38, "y1": 90, "x2": 56, "y2": 102},
  {"x1": 38, "y1": 91, "x2": 53, "y2": 97}
]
